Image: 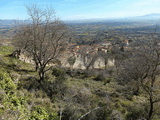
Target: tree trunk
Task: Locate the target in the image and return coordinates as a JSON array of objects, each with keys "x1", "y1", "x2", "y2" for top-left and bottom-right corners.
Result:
[
  {"x1": 39, "y1": 69, "x2": 45, "y2": 83},
  {"x1": 105, "y1": 62, "x2": 107, "y2": 70},
  {"x1": 148, "y1": 98, "x2": 153, "y2": 120},
  {"x1": 86, "y1": 65, "x2": 90, "y2": 70},
  {"x1": 33, "y1": 56, "x2": 39, "y2": 71},
  {"x1": 104, "y1": 58, "x2": 108, "y2": 70},
  {"x1": 147, "y1": 77, "x2": 155, "y2": 120},
  {"x1": 35, "y1": 62, "x2": 39, "y2": 71}
]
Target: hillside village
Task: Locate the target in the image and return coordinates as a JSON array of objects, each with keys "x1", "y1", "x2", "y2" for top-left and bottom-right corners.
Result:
[
  {"x1": 59, "y1": 39, "x2": 131, "y2": 68},
  {"x1": 14, "y1": 28, "x2": 154, "y2": 71},
  {"x1": 18, "y1": 38, "x2": 132, "y2": 70}
]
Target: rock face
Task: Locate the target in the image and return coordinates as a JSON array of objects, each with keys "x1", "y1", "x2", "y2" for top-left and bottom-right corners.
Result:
[
  {"x1": 94, "y1": 57, "x2": 115, "y2": 69},
  {"x1": 18, "y1": 51, "x2": 115, "y2": 69},
  {"x1": 19, "y1": 53, "x2": 34, "y2": 64},
  {"x1": 73, "y1": 55, "x2": 86, "y2": 69},
  {"x1": 59, "y1": 53, "x2": 115, "y2": 69}
]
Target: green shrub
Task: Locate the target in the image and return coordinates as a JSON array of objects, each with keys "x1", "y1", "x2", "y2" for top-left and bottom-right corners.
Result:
[
  {"x1": 85, "y1": 69, "x2": 98, "y2": 78},
  {"x1": 18, "y1": 76, "x2": 39, "y2": 90},
  {"x1": 94, "y1": 107, "x2": 112, "y2": 120},
  {"x1": 94, "y1": 74, "x2": 106, "y2": 81},
  {"x1": 104, "y1": 77, "x2": 114, "y2": 84},
  {"x1": 0, "y1": 69, "x2": 30, "y2": 119},
  {"x1": 125, "y1": 105, "x2": 146, "y2": 120},
  {"x1": 52, "y1": 67, "x2": 66, "y2": 78},
  {"x1": 0, "y1": 69, "x2": 16, "y2": 93},
  {"x1": 30, "y1": 106, "x2": 49, "y2": 120},
  {"x1": 30, "y1": 106, "x2": 59, "y2": 120},
  {"x1": 67, "y1": 56, "x2": 76, "y2": 66}
]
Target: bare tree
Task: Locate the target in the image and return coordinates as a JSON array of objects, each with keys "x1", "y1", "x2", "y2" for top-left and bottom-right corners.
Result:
[
  {"x1": 97, "y1": 50, "x2": 109, "y2": 70},
  {"x1": 67, "y1": 56, "x2": 76, "y2": 69},
  {"x1": 14, "y1": 4, "x2": 68, "y2": 82},
  {"x1": 80, "y1": 50, "x2": 97, "y2": 70},
  {"x1": 117, "y1": 37, "x2": 160, "y2": 120}
]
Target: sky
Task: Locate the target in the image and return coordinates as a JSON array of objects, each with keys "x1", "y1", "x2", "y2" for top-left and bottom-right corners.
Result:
[{"x1": 1, "y1": 0, "x2": 160, "y2": 20}]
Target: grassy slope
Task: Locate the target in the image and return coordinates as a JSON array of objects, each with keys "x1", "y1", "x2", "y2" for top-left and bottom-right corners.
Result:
[
  {"x1": 0, "y1": 45, "x2": 159, "y2": 120},
  {"x1": 0, "y1": 45, "x2": 58, "y2": 119}
]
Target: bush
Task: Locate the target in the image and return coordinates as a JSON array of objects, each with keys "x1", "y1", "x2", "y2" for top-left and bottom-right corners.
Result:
[
  {"x1": 0, "y1": 68, "x2": 16, "y2": 93},
  {"x1": 42, "y1": 68, "x2": 67, "y2": 97},
  {"x1": 52, "y1": 67, "x2": 66, "y2": 78},
  {"x1": 95, "y1": 107, "x2": 112, "y2": 120},
  {"x1": 0, "y1": 69, "x2": 30, "y2": 119},
  {"x1": 18, "y1": 76, "x2": 39, "y2": 90},
  {"x1": 104, "y1": 77, "x2": 114, "y2": 84},
  {"x1": 67, "y1": 56, "x2": 76, "y2": 67},
  {"x1": 66, "y1": 69, "x2": 85, "y2": 78},
  {"x1": 30, "y1": 106, "x2": 59, "y2": 120},
  {"x1": 125, "y1": 105, "x2": 146, "y2": 120},
  {"x1": 94, "y1": 74, "x2": 106, "y2": 81},
  {"x1": 82, "y1": 69, "x2": 98, "y2": 79}
]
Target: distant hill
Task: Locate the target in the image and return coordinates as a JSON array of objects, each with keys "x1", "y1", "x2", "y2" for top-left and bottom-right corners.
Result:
[
  {"x1": 0, "y1": 19, "x2": 31, "y2": 28},
  {"x1": 141, "y1": 13, "x2": 160, "y2": 18},
  {"x1": 135, "y1": 13, "x2": 160, "y2": 20},
  {"x1": 1, "y1": 13, "x2": 160, "y2": 28},
  {"x1": 0, "y1": 19, "x2": 16, "y2": 28},
  {"x1": 65, "y1": 13, "x2": 160, "y2": 23}
]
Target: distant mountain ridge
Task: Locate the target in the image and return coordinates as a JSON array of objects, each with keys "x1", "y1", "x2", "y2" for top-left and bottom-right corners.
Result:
[
  {"x1": 0, "y1": 19, "x2": 15, "y2": 27},
  {"x1": 142, "y1": 13, "x2": 160, "y2": 17},
  {"x1": 1, "y1": 13, "x2": 160, "y2": 27},
  {"x1": 0, "y1": 19, "x2": 31, "y2": 28},
  {"x1": 65, "y1": 13, "x2": 160, "y2": 23},
  {"x1": 137, "y1": 13, "x2": 160, "y2": 20}
]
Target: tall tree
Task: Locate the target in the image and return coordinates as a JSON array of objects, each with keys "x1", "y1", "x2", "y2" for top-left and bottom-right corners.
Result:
[{"x1": 14, "y1": 4, "x2": 68, "y2": 82}]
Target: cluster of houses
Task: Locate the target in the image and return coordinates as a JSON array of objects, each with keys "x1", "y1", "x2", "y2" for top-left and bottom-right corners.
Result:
[
  {"x1": 58, "y1": 39, "x2": 131, "y2": 69},
  {"x1": 17, "y1": 38, "x2": 131, "y2": 70},
  {"x1": 62, "y1": 39, "x2": 131, "y2": 55}
]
